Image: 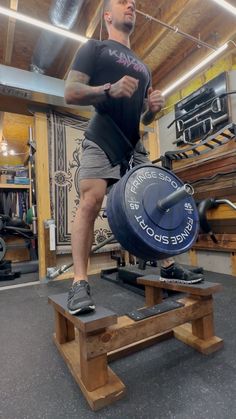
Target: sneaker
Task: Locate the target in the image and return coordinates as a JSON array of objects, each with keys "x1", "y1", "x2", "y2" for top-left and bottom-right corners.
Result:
[
  {"x1": 160, "y1": 263, "x2": 204, "y2": 284},
  {"x1": 67, "y1": 280, "x2": 95, "y2": 315},
  {"x1": 189, "y1": 266, "x2": 204, "y2": 274}
]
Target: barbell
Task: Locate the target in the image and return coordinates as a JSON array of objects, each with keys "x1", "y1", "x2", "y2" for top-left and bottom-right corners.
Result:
[{"x1": 47, "y1": 164, "x2": 199, "y2": 280}]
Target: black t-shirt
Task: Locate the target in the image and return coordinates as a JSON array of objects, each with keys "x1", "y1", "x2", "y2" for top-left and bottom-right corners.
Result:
[{"x1": 72, "y1": 39, "x2": 151, "y2": 145}]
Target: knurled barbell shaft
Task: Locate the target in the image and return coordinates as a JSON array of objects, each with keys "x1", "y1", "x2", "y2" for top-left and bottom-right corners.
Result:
[
  {"x1": 47, "y1": 234, "x2": 115, "y2": 279},
  {"x1": 92, "y1": 235, "x2": 115, "y2": 252},
  {"x1": 157, "y1": 184, "x2": 194, "y2": 211}
]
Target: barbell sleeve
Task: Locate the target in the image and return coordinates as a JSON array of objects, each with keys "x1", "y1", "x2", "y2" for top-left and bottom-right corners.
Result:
[{"x1": 157, "y1": 184, "x2": 194, "y2": 211}]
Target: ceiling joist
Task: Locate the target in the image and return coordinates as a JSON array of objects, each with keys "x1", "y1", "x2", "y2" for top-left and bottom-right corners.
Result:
[
  {"x1": 3, "y1": 0, "x2": 18, "y2": 65},
  {"x1": 0, "y1": 0, "x2": 235, "y2": 95}
]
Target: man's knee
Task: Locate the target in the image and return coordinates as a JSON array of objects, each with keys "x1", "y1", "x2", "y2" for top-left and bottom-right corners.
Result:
[
  {"x1": 79, "y1": 186, "x2": 106, "y2": 221},
  {"x1": 79, "y1": 179, "x2": 107, "y2": 218}
]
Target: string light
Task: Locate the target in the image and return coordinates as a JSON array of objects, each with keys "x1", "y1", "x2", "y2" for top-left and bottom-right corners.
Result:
[
  {"x1": 210, "y1": 0, "x2": 236, "y2": 16},
  {"x1": 0, "y1": 6, "x2": 88, "y2": 43},
  {"x1": 162, "y1": 43, "x2": 229, "y2": 96}
]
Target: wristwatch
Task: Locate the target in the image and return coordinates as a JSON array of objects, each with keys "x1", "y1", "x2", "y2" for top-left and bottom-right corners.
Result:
[{"x1": 103, "y1": 82, "x2": 112, "y2": 98}]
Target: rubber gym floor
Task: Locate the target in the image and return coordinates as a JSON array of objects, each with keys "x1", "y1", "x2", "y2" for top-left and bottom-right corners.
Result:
[{"x1": 0, "y1": 270, "x2": 235, "y2": 419}]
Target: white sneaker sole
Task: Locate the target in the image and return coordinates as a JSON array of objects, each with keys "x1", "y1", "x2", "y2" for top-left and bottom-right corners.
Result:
[
  {"x1": 68, "y1": 305, "x2": 96, "y2": 315},
  {"x1": 159, "y1": 277, "x2": 204, "y2": 285}
]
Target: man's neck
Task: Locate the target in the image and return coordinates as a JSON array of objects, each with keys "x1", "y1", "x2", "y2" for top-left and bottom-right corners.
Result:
[{"x1": 108, "y1": 27, "x2": 131, "y2": 48}]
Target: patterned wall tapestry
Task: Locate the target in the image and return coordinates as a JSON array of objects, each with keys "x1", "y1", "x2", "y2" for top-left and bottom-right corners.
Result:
[{"x1": 48, "y1": 111, "x2": 118, "y2": 254}]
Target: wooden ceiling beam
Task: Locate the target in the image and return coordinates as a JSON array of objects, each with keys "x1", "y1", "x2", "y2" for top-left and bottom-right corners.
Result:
[
  {"x1": 152, "y1": 14, "x2": 236, "y2": 90},
  {"x1": 131, "y1": 0, "x2": 166, "y2": 46},
  {"x1": 134, "y1": 0, "x2": 194, "y2": 60},
  {"x1": 62, "y1": 0, "x2": 103, "y2": 80},
  {"x1": 3, "y1": 0, "x2": 18, "y2": 65},
  {"x1": 86, "y1": 0, "x2": 103, "y2": 39}
]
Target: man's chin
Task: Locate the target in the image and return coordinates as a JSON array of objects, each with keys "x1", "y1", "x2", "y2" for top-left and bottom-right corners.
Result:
[
  {"x1": 123, "y1": 21, "x2": 135, "y2": 34},
  {"x1": 115, "y1": 21, "x2": 135, "y2": 35}
]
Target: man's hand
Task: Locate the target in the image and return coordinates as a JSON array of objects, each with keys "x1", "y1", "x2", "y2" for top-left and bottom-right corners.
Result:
[
  {"x1": 147, "y1": 87, "x2": 165, "y2": 113},
  {"x1": 110, "y1": 76, "x2": 139, "y2": 99},
  {"x1": 141, "y1": 87, "x2": 165, "y2": 125}
]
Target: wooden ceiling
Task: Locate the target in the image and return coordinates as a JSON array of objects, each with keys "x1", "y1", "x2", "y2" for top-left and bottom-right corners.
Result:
[{"x1": 0, "y1": 0, "x2": 236, "y2": 92}]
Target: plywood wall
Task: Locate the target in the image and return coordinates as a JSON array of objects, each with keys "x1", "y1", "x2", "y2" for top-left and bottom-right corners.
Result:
[{"x1": 0, "y1": 112, "x2": 34, "y2": 166}]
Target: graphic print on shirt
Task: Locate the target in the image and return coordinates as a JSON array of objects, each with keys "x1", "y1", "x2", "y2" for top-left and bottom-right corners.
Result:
[{"x1": 108, "y1": 48, "x2": 149, "y2": 76}]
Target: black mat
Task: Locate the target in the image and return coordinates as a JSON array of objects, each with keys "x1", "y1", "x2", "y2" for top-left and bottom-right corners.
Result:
[
  {"x1": 0, "y1": 271, "x2": 39, "y2": 287},
  {"x1": 0, "y1": 271, "x2": 236, "y2": 419}
]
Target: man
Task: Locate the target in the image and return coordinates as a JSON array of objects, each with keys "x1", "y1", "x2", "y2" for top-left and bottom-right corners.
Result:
[{"x1": 65, "y1": 0, "x2": 203, "y2": 315}]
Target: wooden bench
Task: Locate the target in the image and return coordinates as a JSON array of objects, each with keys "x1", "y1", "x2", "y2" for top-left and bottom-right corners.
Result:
[
  {"x1": 48, "y1": 277, "x2": 223, "y2": 411},
  {"x1": 137, "y1": 275, "x2": 223, "y2": 354}
]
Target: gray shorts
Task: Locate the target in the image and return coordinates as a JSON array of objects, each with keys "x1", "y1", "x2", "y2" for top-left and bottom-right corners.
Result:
[{"x1": 79, "y1": 138, "x2": 150, "y2": 183}]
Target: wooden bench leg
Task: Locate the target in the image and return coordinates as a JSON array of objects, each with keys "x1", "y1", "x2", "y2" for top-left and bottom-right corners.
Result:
[
  {"x1": 145, "y1": 286, "x2": 163, "y2": 306},
  {"x1": 192, "y1": 313, "x2": 215, "y2": 340},
  {"x1": 173, "y1": 297, "x2": 223, "y2": 354},
  {"x1": 54, "y1": 310, "x2": 75, "y2": 344},
  {"x1": 53, "y1": 324, "x2": 126, "y2": 411},
  {"x1": 79, "y1": 330, "x2": 109, "y2": 392}
]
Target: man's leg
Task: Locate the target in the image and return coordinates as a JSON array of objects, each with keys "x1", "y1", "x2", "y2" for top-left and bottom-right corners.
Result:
[
  {"x1": 67, "y1": 178, "x2": 107, "y2": 315},
  {"x1": 132, "y1": 141, "x2": 204, "y2": 284},
  {"x1": 161, "y1": 258, "x2": 175, "y2": 268},
  {"x1": 72, "y1": 178, "x2": 107, "y2": 281}
]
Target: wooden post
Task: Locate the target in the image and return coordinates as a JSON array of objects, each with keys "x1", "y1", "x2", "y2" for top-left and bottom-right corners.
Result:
[
  {"x1": 189, "y1": 249, "x2": 198, "y2": 267},
  {"x1": 175, "y1": 296, "x2": 222, "y2": 354},
  {"x1": 192, "y1": 313, "x2": 215, "y2": 340},
  {"x1": 191, "y1": 296, "x2": 214, "y2": 339},
  {"x1": 3, "y1": 1, "x2": 18, "y2": 65},
  {"x1": 141, "y1": 120, "x2": 160, "y2": 161},
  {"x1": 34, "y1": 113, "x2": 51, "y2": 280},
  {"x1": 231, "y1": 252, "x2": 236, "y2": 276},
  {"x1": 145, "y1": 286, "x2": 163, "y2": 306},
  {"x1": 54, "y1": 310, "x2": 75, "y2": 344},
  {"x1": 79, "y1": 330, "x2": 109, "y2": 392},
  {"x1": 0, "y1": 112, "x2": 4, "y2": 140}
]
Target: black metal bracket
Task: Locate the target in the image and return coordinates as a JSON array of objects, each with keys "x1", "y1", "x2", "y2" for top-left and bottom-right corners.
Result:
[{"x1": 163, "y1": 123, "x2": 236, "y2": 169}]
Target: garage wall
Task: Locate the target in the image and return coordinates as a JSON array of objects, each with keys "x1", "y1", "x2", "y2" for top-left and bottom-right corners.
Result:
[
  {"x1": 156, "y1": 52, "x2": 236, "y2": 277},
  {"x1": 175, "y1": 251, "x2": 235, "y2": 276}
]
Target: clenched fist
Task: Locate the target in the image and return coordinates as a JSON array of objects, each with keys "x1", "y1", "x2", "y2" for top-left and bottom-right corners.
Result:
[
  {"x1": 147, "y1": 87, "x2": 165, "y2": 113},
  {"x1": 109, "y1": 76, "x2": 139, "y2": 99}
]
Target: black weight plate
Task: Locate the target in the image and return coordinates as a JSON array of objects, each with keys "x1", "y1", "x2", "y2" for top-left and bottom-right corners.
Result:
[
  {"x1": 107, "y1": 164, "x2": 199, "y2": 260},
  {"x1": 107, "y1": 172, "x2": 155, "y2": 260}
]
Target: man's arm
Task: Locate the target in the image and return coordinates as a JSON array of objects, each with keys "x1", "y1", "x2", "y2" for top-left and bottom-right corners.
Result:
[
  {"x1": 64, "y1": 70, "x2": 107, "y2": 106},
  {"x1": 64, "y1": 70, "x2": 140, "y2": 106},
  {"x1": 141, "y1": 99, "x2": 157, "y2": 125},
  {"x1": 141, "y1": 88, "x2": 165, "y2": 126}
]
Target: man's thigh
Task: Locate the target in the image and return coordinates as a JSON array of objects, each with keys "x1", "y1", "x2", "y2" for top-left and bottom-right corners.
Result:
[{"x1": 79, "y1": 138, "x2": 121, "y2": 183}]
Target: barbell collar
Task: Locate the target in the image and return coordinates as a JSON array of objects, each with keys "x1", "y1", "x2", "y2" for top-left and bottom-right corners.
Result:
[{"x1": 157, "y1": 184, "x2": 194, "y2": 211}]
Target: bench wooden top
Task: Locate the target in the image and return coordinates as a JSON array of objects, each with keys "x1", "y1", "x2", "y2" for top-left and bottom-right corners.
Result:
[
  {"x1": 137, "y1": 275, "x2": 223, "y2": 296},
  {"x1": 48, "y1": 293, "x2": 117, "y2": 333}
]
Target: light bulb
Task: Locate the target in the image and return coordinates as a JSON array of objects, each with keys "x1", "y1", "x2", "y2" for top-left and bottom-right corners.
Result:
[{"x1": 1, "y1": 143, "x2": 7, "y2": 151}]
